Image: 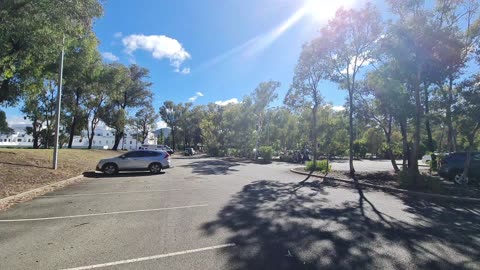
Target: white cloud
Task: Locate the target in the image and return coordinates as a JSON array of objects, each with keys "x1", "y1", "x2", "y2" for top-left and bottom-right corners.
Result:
[
  {"x1": 178, "y1": 67, "x2": 190, "y2": 74},
  {"x1": 332, "y1": 105, "x2": 345, "y2": 111},
  {"x1": 122, "y1": 34, "x2": 191, "y2": 73},
  {"x1": 188, "y1": 91, "x2": 205, "y2": 102},
  {"x1": 215, "y1": 98, "x2": 239, "y2": 106},
  {"x1": 114, "y1": 32, "x2": 123, "y2": 38},
  {"x1": 102, "y1": 52, "x2": 119, "y2": 61}
]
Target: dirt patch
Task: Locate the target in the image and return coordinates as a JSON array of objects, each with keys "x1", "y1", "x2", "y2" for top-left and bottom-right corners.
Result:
[{"x1": 0, "y1": 149, "x2": 121, "y2": 199}]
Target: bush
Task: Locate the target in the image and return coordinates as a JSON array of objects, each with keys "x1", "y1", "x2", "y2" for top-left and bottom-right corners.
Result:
[
  {"x1": 206, "y1": 145, "x2": 220, "y2": 156},
  {"x1": 305, "y1": 160, "x2": 331, "y2": 173},
  {"x1": 258, "y1": 146, "x2": 273, "y2": 162},
  {"x1": 397, "y1": 170, "x2": 442, "y2": 193}
]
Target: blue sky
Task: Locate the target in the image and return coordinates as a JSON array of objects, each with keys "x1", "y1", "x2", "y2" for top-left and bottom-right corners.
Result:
[{"x1": 5, "y1": 0, "x2": 386, "y2": 125}]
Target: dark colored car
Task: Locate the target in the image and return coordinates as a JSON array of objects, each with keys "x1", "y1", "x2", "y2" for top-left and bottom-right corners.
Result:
[{"x1": 438, "y1": 152, "x2": 480, "y2": 184}]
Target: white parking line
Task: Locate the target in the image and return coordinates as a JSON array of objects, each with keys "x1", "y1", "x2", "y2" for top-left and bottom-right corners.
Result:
[
  {"x1": 59, "y1": 243, "x2": 236, "y2": 270},
  {"x1": 39, "y1": 188, "x2": 198, "y2": 198},
  {"x1": 0, "y1": 204, "x2": 208, "y2": 222}
]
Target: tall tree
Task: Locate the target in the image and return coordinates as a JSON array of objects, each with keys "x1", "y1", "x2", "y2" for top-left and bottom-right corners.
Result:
[
  {"x1": 63, "y1": 34, "x2": 101, "y2": 148},
  {"x1": 132, "y1": 104, "x2": 158, "y2": 144},
  {"x1": 455, "y1": 73, "x2": 480, "y2": 183},
  {"x1": 319, "y1": 3, "x2": 383, "y2": 175},
  {"x1": 159, "y1": 101, "x2": 183, "y2": 151},
  {"x1": 285, "y1": 40, "x2": 326, "y2": 169},
  {"x1": 101, "y1": 64, "x2": 153, "y2": 150},
  {"x1": 0, "y1": 0, "x2": 103, "y2": 105}
]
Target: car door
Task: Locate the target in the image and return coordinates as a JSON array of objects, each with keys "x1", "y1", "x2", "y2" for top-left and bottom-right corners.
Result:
[{"x1": 118, "y1": 151, "x2": 144, "y2": 169}]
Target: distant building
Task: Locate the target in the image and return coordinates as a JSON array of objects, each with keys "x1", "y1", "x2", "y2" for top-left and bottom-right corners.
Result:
[{"x1": 0, "y1": 124, "x2": 166, "y2": 150}]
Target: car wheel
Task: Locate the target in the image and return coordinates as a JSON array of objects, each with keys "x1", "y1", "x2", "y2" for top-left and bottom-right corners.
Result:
[
  {"x1": 149, "y1": 163, "x2": 162, "y2": 174},
  {"x1": 102, "y1": 163, "x2": 118, "y2": 175},
  {"x1": 454, "y1": 172, "x2": 469, "y2": 185}
]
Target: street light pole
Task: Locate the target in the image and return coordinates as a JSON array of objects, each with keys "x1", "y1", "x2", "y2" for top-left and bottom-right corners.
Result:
[{"x1": 53, "y1": 35, "x2": 65, "y2": 170}]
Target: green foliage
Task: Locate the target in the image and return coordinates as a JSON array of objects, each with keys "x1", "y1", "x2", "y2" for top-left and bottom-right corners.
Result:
[
  {"x1": 397, "y1": 171, "x2": 442, "y2": 193},
  {"x1": 305, "y1": 160, "x2": 331, "y2": 173},
  {"x1": 258, "y1": 146, "x2": 273, "y2": 162},
  {"x1": 0, "y1": 0, "x2": 103, "y2": 104},
  {"x1": 0, "y1": 110, "x2": 12, "y2": 134},
  {"x1": 353, "y1": 139, "x2": 368, "y2": 158}
]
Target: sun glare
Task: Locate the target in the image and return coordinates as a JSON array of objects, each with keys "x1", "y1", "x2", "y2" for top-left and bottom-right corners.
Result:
[{"x1": 304, "y1": 0, "x2": 356, "y2": 22}]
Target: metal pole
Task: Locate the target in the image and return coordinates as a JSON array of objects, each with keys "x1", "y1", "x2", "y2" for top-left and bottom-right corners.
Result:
[{"x1": 53, "y1": 36, "x2": 65, "y2": 170}]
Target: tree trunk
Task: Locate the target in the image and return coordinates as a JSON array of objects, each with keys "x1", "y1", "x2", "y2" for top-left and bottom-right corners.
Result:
[
  {"x1": 384, "y1": 116, "x2": 400, "y2": 172},
  {"x1": 424, "y1": 83, "x2": 434, "y2": 153},
  {"x1": 67, "y1": 115, "x2": 77, "y2": 148},
  {"x1": 88, "y1": 132, "x2": 94, "y2": 149},
  {"x1": 400, "y1": 119, "x2": 409, "y2": 171},
  {"x1": 112, "y1": 131, "x2": 123, "y2": 150},
  {"x1": 32, "y1": 118, "x2": 39, "y2": 149},
  {"x1": 311, "y1": 104, "x2": 318, "y2": 170},
  {"x1": 171, "y1": 127, "x2": 176, "y2": 150},
  {"x1": 348, "y1": 90, "x2": 355, "y2": 175},
  {"x1": 409, "y1": 83, "x2": 421, "y2": 179},
  {"x1": 446, "y1": 77, "x2": 455, "y2": 152}
]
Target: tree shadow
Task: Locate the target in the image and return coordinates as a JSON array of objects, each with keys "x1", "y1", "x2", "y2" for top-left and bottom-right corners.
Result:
[
  {"x1": 179, "y1": 159, "x2": 241, "y2": 175},
  {"x1": 82, "y1": 171, "x2": 165, "y2": 178},
  {"x1": 202, "y1": 179, "x2": 480, "y2": 269}
]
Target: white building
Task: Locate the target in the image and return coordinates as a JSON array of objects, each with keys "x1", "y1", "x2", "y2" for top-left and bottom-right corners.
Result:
[{"x1": 0, "y1": 124, "x2": 157, "y2": 150}]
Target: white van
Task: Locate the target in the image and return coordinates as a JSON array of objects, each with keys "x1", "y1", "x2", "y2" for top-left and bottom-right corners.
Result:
[{"x1": 139, "y1": 144, "x2": 174, "y2": 154}]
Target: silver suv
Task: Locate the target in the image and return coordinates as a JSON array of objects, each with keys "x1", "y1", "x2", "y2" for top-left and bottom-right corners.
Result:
[{"x1": 96, "y1": 150, "x2": 171, "y2": 175}]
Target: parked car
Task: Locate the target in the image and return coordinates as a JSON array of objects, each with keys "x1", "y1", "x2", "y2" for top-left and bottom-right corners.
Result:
[
  {"x1": 96, "y1": 150, "x2": 171, "y2": 175},
  {"x1": 184, "y1": 147, "x2": 196, "y2": 156},
  {"x1": 279, "y1": 150, "x2": 304, "y2": 163},
  {"x1": 438, "y1": 152, "x2": 480, "y2": 184},
  {"x1": 139, "y1": 144, "x2": 174, "y2": 154}
]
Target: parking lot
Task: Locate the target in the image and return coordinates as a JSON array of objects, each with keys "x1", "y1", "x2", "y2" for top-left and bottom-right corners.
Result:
[{"x1": 0, "y1": 157, "x2": 478, "y2": 269}]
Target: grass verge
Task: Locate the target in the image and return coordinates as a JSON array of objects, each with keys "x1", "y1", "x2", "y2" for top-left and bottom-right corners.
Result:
[{"x1": 0, "y1": 149, "x2": 121, "y2": 199}]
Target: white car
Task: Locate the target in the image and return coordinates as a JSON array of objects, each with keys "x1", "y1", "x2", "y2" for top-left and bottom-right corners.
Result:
[{"x1": 96, "y1": 150, "x2": 171, "y2": 175}]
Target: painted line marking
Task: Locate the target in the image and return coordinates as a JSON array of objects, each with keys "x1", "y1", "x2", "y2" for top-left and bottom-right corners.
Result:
[
  {"x1": 39, "y1": 188, "x2": 197, "y2": 198},
  {"x1": 0, "y1": 204, "x2": 208, "y2": 222},
  {"x1": 59, "y1": 243, "x2": 236, "y2": 270},
  {"x1": 62, "y1": 243, "x2": 235, "y2": 270}
]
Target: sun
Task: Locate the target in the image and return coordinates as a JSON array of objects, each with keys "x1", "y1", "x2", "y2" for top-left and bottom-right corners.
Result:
[{"x1": 304, "y1": 0, "x2": 356, "y2": 22}]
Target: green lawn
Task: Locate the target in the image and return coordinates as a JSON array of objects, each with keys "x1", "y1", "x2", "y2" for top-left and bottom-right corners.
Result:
[{"x1": 0, "y1": 148, "x2": 122, "y2": 199}]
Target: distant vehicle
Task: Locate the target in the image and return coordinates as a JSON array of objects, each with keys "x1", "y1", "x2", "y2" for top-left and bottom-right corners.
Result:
[
  {"x1": 96, "y1": 150, "x2": 171, "y2": 175},
  {"x1": 279, "y1": 150, "x2": 304, "y2": 163},
  {"x1": 184, "y1": 147, "x2": 196, "y2": 156},
  {"x1": 438, "y1": 152, "x2": 480, "y2": 184},
  {"x1": 139, "y1": 144, "x2": 174, "y2": 154}
]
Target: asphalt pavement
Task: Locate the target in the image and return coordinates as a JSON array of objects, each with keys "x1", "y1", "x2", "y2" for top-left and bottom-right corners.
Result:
[{"x1": 0, "y1": 157, "x2": 478, "y2": 270}]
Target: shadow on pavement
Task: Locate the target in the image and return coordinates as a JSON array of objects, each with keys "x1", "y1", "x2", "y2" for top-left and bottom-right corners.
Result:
[
  {"x1": 82, "y1": 171, "x2": 165, "y2": 178},
  {"x1": 202, "y1": 179, "x2": 480, "y2": 269},
  {"x1": 179, "y1": 159, "x2": 241, "y2": 175}
]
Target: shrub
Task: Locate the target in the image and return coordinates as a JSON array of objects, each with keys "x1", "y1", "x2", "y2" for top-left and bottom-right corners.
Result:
[
  {"x1": 397, "y1": 170, "x2": 442, "y2": 193},
  {"x1": 305, "y1": 160, "x2": 331, "y2": 173},
  {"x1": 206, "y1": 145, "x2": 220, "y2": 156},
  {"x1": 258, "y1": 146, "x2": 273, "y2": 162}
]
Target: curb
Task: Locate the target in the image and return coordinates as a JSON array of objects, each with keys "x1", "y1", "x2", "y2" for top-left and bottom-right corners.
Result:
[
  {"x1": 0, "y1": 175, "x2": 85, "y2": 211},
  {"x1": 290, "y1": 168, "x2": 480, "y2": 203}
]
